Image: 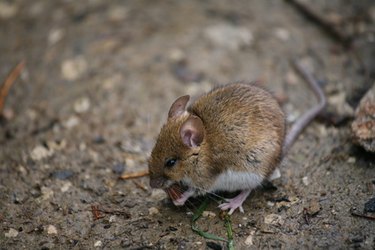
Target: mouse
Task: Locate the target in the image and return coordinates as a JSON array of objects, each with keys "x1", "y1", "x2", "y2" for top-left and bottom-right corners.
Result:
[{"x1": 148, "y1": 61, "x2": 326, "y2": 214}]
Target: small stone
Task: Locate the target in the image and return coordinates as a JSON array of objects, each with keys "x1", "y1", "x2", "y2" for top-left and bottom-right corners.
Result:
[
  {"x1": 48, "y1": 28, "x2": 64, "y2": 45},
  {"x1": 150, "y1": 189, "x2": 167, "y2": 201},
  {"x1": 264, "y1": 214, "x2": 284, "y2": 226},
  {"x1": 202, "y1": 211, "x2": 216, "y2": 218},
  {"x1": 168, "y1": 48, "x2": 186, "y2": 63},
  {"x1": 94, "y1": 241, "x2": 102, "y2": 247},
  {"x1": 60, "y1": 181, "x2": 72, "y2": 192},
  {"x1": 204, "y1": 24, "x2": 253, "y2": 51},
  {"x1": 108, "y1": 6, "x2": 128, "y2": 21},
  {"x1": 307, "y1": 199, "x2": 321, "y2": 216},
  {"x1": 109, "y1": 215, "x2": 116, "y2": 223},
  {"x1": 47, "y1": 225, "x2": 58, "y2": 235},
  {"x1": 52, "y1": 170, "x2": 74, "y2": 180},
  {"x1": 274, "y1": 28, "x2": 290, "y2": 41},
  {"x1": 74, "y1": 97, "x2": 90, "y2": 113},
  {"x1": 112, "y1": 162, "x2": 125, "y2": 175},
  {"x1": 64, "y1": 116, "x2": 80, "y2": 128},
  {"x1": 302, "y1": 176, "x2": 309, "y2": 186},
  {"x1": 148, "y1": 207, "x2": 159, "y2": 216},
  {"x1": 61, "y1": 56, "x2": 88, "y2": 81},
  {"x1": 244, "y1": 231, "x2": 255, "y2": 246},
  {"x1": 30, "y1": 145, "x2": 53, "y2": 161},
  {"x1": 364, "y1": 197, "x2": 375, "y2": 213},
  {"x1": 40, "y1": 186, "x2": 54, "y2": 200},
  {"x1": 347, "y1": 157, "x2": 356, "y2": 164},
  {"x1": 4, "y1": 228, "x2": 18, "y2": 238},
  {"x1": 285, "y1": 70, "x2": 299, "y2": 85},
  {"x1": 0, "y1": 2, "x2": 18, "y2": 19}
]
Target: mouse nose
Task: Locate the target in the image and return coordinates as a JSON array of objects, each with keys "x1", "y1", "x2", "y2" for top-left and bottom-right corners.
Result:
[{"x1": 150, "y1": 176, "x2": 165, "y2": 188}]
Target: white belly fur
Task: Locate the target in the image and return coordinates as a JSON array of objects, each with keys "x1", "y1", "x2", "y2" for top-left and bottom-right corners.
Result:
[{"x1": 209, "y1": 170, "x2": 263, "y2": 192}]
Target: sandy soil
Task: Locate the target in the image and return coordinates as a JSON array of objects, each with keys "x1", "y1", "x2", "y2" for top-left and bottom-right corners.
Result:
[{"x1": 0, "y1": 0, "x2": 374, "y2": 249}]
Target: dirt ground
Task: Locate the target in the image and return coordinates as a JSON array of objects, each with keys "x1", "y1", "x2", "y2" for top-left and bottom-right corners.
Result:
[{"x1": 1, "y1": 0, "x2": 374, "y2": 249}]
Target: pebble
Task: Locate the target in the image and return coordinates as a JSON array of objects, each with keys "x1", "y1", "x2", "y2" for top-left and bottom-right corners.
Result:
[
  {"x1": 4, "y1": 228, "x2": 18, "y2": 238},
  {"x1": 202, "y1": 211, "x2": 216, "y2": 218},
  {"x1": 61, "y1": 56, "x2": 88, "y2": 81},
  {"x1": 274, "y1": 27, "x2": 290, "y2": 41},
  {"x1": 204, "y1": 24, "x2": 253, "y2": 51},
  {"x1": 364, "y1": 197, "x2": 375, "y2": 213},
  {"x1": 148, "y1": 207, "x2": 160, "y2": 216},
  {"x1": 302, "y1": 176, "x2": 309, "y2": 186},
  {"x1": 60, "y1": 181, "x2": 72, "y2": 193},
  {"x1": 64, "y1": 116, "x2": 80, "y2": 128},
  {"x1": 74, "y1": 97, "x2": 91, "y2": 113},
  {"x1": 264, "y1": 214, "x2": 284, "y2": 226},
  {"x1": 112, "y1": 162, "x2": 125, "y2": 175},
  {"x1": 150, "y1": 189, "x2": 167, "y2": 201},
  {"x1": 109, "y1": 215, "x2": 117, "y2": 223},
  {"x1": 244, "y1": 231, "x2": 255, "y2": 246},
  {"x1": 40, "y1": 186, "x2": 54, "y2": 201},
  {"x1": 168, "y1": 48, "x2": 186, "y2": 63},
  {"x1": 47, "y1": 225, "x2": 58, "y2": 235},
  {"x1": 94, "y1": 240, "x2": 102, "y2": 247},
  {"x1": 307, "y1": 199, "x2": 321, "y2": 216},
  {"x1": 351, "y1": 84, "x2": 375, "y2": 152},
  {"x1": 52, "y1": 170, "x2": 74, "y2": 180},
  {"x1": 107, "y1": 6, "x2": 128, "y2": 21},
  {"x1": 48, "y1": 28, "x2": 64, "y2": 45},
  {"x1": 30, "y1": 145, "x2": 53, "y2": 161},
  {"x1": 0, "y1": 2, "x2": 18, "y2": 19}
]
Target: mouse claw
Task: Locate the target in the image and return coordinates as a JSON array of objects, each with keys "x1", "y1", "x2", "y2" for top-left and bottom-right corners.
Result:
[
  {"x1": 172, "y1": 188, "x2": 195, "y2": 206},
  {"x1": 218, "y1": 189, "x2": 251, "y2": 214}
]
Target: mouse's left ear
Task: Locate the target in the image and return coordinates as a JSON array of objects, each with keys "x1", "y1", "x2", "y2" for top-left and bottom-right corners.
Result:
[
  {"x1": 180, "y1": 115, "x2": 204, "y2": 148},
  {"x1": 168, "y1": 95, "x2": 190, "y2": 118}
]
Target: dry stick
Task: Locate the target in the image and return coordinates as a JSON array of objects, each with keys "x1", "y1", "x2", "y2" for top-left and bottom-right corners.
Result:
[
  {"x1": 285, "y1": 0, "x2": 352, "y2": 48},
  {"x1": 0, "y1": 61, "x2": 25, "y2": 115},
  {"x1": 119, "y1": 170, "x2": 149, "y2": 180}
]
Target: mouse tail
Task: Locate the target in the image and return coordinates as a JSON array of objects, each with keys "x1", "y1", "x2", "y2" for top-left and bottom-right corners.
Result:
[{"x1": 282, "y1": 59, "x2": 327, "y2": 155}]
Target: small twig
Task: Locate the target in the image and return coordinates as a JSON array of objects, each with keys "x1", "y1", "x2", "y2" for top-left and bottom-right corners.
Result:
[
  {"x1": 350, "y1": 209, "x2": 375, "y2": 221},
  {"x1": 119, "y1": 170, "x2": 149, "y2": 180},
  {"x1": 132, "y1": 180, "x2": 148, "y2": 191},
  {"x1": 0, "y1": 60, "x2": 25, "y2": 115},
  {"x1": 91, "y1": 205, "x2": 105, "y2": 220},
  {"x1": 285, "y1": 0, "x2": 352, "y2": 48}
]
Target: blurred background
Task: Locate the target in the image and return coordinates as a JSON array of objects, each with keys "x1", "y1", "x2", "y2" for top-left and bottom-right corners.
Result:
[{"x1": 0, "y1": 0, "x2": 374, "y2": 249}]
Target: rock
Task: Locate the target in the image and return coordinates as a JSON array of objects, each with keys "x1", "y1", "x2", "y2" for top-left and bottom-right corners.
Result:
[
  {"x1": 4, "y1": 228, "x2": 18, "y2": 238},
  {"x1": 264, "y1": 214, "x2": 284, "y2": 226},
  {"x1": 40, "y1": 186, "x2": 54, "y2": 201},
  {"x1": 61, "y1": 56, "x2": 88, "y2": 81},
  {"x1": 47, "y1": 225, "x2": 58, "y2": 235},
  {"x1": 108, "y1": 6, "x2": 128, "y2": 22},
  {"x1": 60, "y1": 181, "x2": 72, "y2": 193},
  {"x1": 48, "y1": 28, "x2": 64, "y2": 45},
  {"x1": 150, "y1": 189, "x2": 167, "y2": 201},
  {"x1": 148, "y1": 207, "x2": 159, "y2": 216},
  {"x1": 202, "y1": 211, "x2": 216, "y2": 218},
  {"x1": 112, "y1": 162, "x2": 125, "y2": 175},
  {"x1": 63, "y1": 116, "x2": 80, "y2": 128},
  {"x1": 74, "y1": 97, "x2": 90, "y2": 113},
  {"x1": 30, "y1": 145, "x2": 54, "y2": 161},
  {"x1": 204, "y1": 24, "x2": 253, "y2": 51},
  {"x1": 351, "y1": 84, "x2": 375, "y2": 152},
  {"x1": 0, "y1": 2, "x2": 18, "y2": 19},
  {"x1": 51, "y1": 170, "x2": 74, "y2": 180},
  {"x1": 274, "y1": 27, "x2": 290, "y2": 41},
  {"x1": 364, "y1": 197, "x2": 375, "y2": 213},
  {"x1": 244, "y1": 231, "x2": 255, "y2": 246},
  {"x1": 94, "y1": 240, "x2": 102, "y2": 247},
  {"x1": 302, "y1": 176, "x2": 309, "y2": 186},
  {"x1": 306, "y1": 198, "x2": 321, "y2": 216}
]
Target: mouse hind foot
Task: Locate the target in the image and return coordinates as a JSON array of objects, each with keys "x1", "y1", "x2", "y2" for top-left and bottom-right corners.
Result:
[{"x1": 218, "y1": 189, "x2": 251, "y2": 215}]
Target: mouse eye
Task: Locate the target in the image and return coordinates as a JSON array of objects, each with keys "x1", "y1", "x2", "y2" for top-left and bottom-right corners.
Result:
[{"x1": 165, "y1": 158, "x2": 177, "y2": 168}]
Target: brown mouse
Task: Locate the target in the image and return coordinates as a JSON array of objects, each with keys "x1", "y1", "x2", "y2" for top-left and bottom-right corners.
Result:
[{"x1": 148, "y1": 61, "x2": 326, "y2": 214}]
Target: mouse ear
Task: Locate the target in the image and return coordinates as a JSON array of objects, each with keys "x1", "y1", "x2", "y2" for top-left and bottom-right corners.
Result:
[
  {"x1": 180, "y1": 115, "x2": 205, "y2": 148},
  {"x1": 168, "y1": 95, "x2": 190, "y2": 118}
]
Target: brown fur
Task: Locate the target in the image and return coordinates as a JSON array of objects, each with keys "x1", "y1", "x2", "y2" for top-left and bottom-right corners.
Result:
[{"x1": 148, "y1": 83, "x2": 285, "y2": 191}]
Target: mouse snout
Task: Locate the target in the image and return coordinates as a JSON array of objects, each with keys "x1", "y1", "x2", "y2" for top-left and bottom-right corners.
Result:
[{"x1": 150, "y1": 176, "x2": 166, "y2": 189}]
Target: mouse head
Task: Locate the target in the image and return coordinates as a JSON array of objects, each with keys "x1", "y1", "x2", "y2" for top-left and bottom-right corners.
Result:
[{"x1": 148, "y1": 95, "x2": 205, "y2": 189}]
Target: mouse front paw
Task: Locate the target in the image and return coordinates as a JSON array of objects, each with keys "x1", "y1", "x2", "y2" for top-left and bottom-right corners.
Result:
[{"x1": 218, "y1": 189, "x2": 251, "y2": 215}]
